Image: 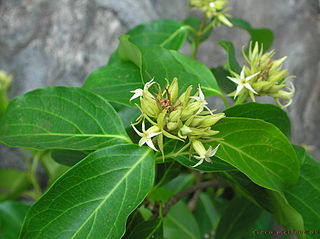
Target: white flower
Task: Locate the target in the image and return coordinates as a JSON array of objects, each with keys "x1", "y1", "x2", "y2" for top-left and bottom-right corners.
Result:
[
  {"x1": 129, "y1": 79, "x2": 155, "y2": 101},
  {"x1": 190, "y1": 85, "x2": 213, "y2": 114},
  {"x1": 227, "y1": 67, "x2": 260, "y2": 99},
  {"x1": 192, "y1": 144, "x2": 220, "y2": 167},
  {"x1": 131, "y1": 121, "x2": 161, "y2": 151}
]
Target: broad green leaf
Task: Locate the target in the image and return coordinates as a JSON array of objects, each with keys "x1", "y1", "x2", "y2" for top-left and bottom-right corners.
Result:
[
  {"x1": 247, "y1": 211, "x2": 273, "y2": 239},
  {"x1": 83, "y1": 61, "x2": 143, "y2": 106},
  {"x1": 140, "y1": 46, "x2": 222, "y2": 96},
  {"x1": 0, "y1": 201, "x2": 30, "y2": 239},
  {"x1": 124, "y1": 219, "x2": 163, "y2": 239},
  {"x1": 164, "y1": 173, "x2": 194, "y2": 195},
  {"x1": 285, "y1": 153, "x2": 320, "y2": 233},
  {"x1": 231, "y1": 18, "x2": 274, "y2": 51},
  {"x1": 224, "y1": 102, "x2": 291, "y2": 137},
  {"x1": 194, "y1": 193, "x2": 219, "y2": 237},
  {"x1": 126, "y1": 19, "x2": 187, "y2": 50},
  {"x1": 51, "y1": 150, "x2": 89, "y2": 166},
  {"x1": 163, "y1": 201, "x2": 201, "y2": 239},
  {"x1": 20, "y1": 144, "x2": 155, "y2": 239},
  {"x1": 211, "y1": 66, "x2": 235, "y2": 94},
  {"x1": 219, "y1": 41, "x2": 242, "y2": 73},
  {"x1": 211, "y1": 117, "x2": 299, "y2": 191},
  {"x1": 215, "y1": 197, "x2": 261, "y2": 239},
  {"x1": 0, "y1": 169, "x2": 30, "y2": 200},
  {"x1": 220, "y1": 171, "x2": 305, "y2": 237},
  {"x1": 0, "y1": 87, "x2": 131, "y2": 150},
  {"x1": 268, "y1": 191, "x2": 305, "y2": 236},
  {"x1": 119, "y1": 35, "x2": 142, "y2": 68}
]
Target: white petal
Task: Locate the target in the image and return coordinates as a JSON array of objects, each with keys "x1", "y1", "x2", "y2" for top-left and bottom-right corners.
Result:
[
  {"x1": 240, "y1": 67, "x2": 246, "y2": 79},
  {"x1": 192, "y1": 158, "x2": 204, "y2": 168},
  {"x1": 144, "y1": 79, "x2": 155, "y2": 90},
  {"x1": 131, "y1": 124, "x2": 143, "y2": 137},
  {"x1": 139, "y1": 137, "x2": 147, "y2": 146},
  {"x1": 244, "y1": 83, "x2": 257, "y2": 94},
  {"x1": 141, "y1": 120, "x2": 146, "y2": 132},
  {"x1": 245, "y1": 71, "x2": 260, "y2": 82},
  {"x1": 227, "y1": 76, "x2": 240, "y2": 84},
  {"x1": 198, "y1": 85, "x2": 205, "y2": 100},
  {"x1": 234, "y1": 84, "x2": 244, "y2": 98},
  {"x1": 145, "y1": 138, "x2": 158, "y2": 151},
  {"x1": 207, "y1": 144, "x2": 220, "y2": 157},
  {"x1": 148, "y1": 132, "x2": 161, "y2": 138},
  {"x1": 129, "y1": 89, "x2": 143, "y2": 101},
  {"x1": 190, "y1": 96, "x2": 201, "y2": 101}
]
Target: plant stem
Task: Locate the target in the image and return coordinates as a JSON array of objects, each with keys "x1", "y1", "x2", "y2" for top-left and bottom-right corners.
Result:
[{"x1": 191, "y1": 15, "x2": 207, "y2": 59}]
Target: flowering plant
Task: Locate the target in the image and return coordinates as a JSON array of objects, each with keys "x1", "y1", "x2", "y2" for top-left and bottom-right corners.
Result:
[{"x1": 0, "y1": 1, "x2": 318, "y2": 238}]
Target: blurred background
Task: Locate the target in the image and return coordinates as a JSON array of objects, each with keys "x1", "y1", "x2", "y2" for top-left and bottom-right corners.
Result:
[{"x1": 0, "y1": 0, "x2": 319, "y2": 167}]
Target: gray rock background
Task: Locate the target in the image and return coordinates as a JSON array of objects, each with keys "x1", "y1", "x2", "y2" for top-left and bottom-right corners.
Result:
[{"x1": 0, "y1": 0, "x2": 319, "y2": 168}]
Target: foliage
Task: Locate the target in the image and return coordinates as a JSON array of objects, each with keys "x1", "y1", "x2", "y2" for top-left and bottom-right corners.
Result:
[{"x1": 0, "y1": 1, "x2": 318, "y2": 239}]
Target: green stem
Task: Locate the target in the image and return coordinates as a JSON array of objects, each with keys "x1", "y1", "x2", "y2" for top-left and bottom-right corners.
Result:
[
  {"x1": 24, "y1": 151, "x2": 43, "y2": 199},
  {"x1": 191, "y1": 15, "x2": 207, "y2": 59},
  {"x1": 219, "y1": 93, "x2": 230, "y2": 108}
]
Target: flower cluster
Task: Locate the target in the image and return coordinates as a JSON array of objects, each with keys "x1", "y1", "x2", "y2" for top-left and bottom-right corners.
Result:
[
  {"x1": 228, "y1": 42, "x2": 295, "y2": 108},
  {"x1": 189, "y1": 0, "x2": 233, "y2": 27},
  {"x1": 130, "y1": 78, "x2": 225, "y2": 167}
]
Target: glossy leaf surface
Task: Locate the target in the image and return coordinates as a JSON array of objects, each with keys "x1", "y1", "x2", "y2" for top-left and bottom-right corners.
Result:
[
  {"x1": 215, "y1": 197, "x2": 261, "y2": 239},
  {"x1": 224, "y1": 102, "x2": 291, "y2": 137},
  {"x1": 212, "y1": 118, "x2": 299, "y2": 191},
  {"x1": 83, "y1": 61, "x2": 143, "y2": 106},
  {"x1": 20, "y1": 144, "x2": 155, "y2": 239},
  {"x1": 0, "y1": 87, "x2": 130, "y2": 150}
]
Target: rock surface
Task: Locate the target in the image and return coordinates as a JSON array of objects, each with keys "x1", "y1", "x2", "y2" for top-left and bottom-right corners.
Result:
[{"x1": 0, "y1": 0, "x2": 319, "y2": 168}]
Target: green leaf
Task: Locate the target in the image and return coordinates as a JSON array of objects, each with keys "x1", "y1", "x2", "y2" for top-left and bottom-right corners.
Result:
[
  {"x1": 0, "y1": 87, "x2": 131, "y2": 150},
  {"x1": 0, "y1": 169, "x2": 30, "y2": 200},
  {"x1": 124, "y1": 219, "x2": 163, "y2": 239},
  {"x1": 83, "y1": 61, "x2": 143, "y2": 106},
  {"x1": 219, "y1": 41, "x2": 242, "y2": 73},
  {"x1": 119, "y1": 35, "x2": 142, "y2": 68},
  {"x1": 20, "y1": 144, "x2": 155, "y2": 239},
  {"x1": 220, "y1": 171, "x2": 305, "y2": 237},
  {"x1": 285, "y1": 153, "x2": 320, "y2": 233},
  {"x1": 247, "y1": 211, "x2": 273, "y2": 239},
  {"x1": 0, "y1": 201, "x2": 30, "y2": 239},
  {"x1": 231, "y1": 18, "x2": 274, "y2": 51},
  {"x1": 51, "y1": 149, "x2": 89, "y2": 167},
  {"x1": 215, "y1": 197, "x2": 262, "y2": 239},
  {"x1": 212, "y1": 117, "x2": 299, "y2": 191},
  {"x1": 41, "y1": 152, "x2": 69, "y2": 185},
  {"x1": 140, "y1": 46, "x2": 222, "y2": 96},
  {"x1": 224, "y1": 102, "x2": 291, "y2": 137},
  {"x1": 163, "y1": 201, "x2": 201, "y2": 239},
  {"x1": 154, "y1": 162, "x2": 181, "y2": 189},
  {"x1": 268, "y1": 191, "x2": 305, "y2": 236},
  {"x1": 126, "y1": 19, "x2": 187, "y2": 50},
  {"x1": 194, "y1": 193, "x2": 219, "y2": 237},
  {"x1": 211, "y1": 66, "x2": 235, "y2": 94}
]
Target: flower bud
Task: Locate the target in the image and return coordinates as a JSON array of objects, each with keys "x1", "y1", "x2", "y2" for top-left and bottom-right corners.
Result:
[
  {"x1": 141, "y1": 96, "x2": 160, "y2": 118},
  {"x1": 181, "y1": 102, "x2": 201, "y2": 121},
  {"x1": 199, "y1": 113, "x2": 225, "y2": 127},
  {"x1": 192, "y1": 140, "x2": 206, "y2": 158},
  {"x1": 174, "y1": 85, "x2": 192, "y2": 108},
  {"x1": 168, "y1": 77, "x2": 179, "y2": 103},
  {"x1": 169, "y1": 108, "x2": 182, "y2": 122},
  {"x1": 167, "y1": 122, "x2": 178, "y2": 131},
  {"x1": 179, "y1": 125, "x2": 192, "y2": 136}
]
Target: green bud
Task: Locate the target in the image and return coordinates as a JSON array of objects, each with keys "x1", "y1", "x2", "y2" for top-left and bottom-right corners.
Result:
[
  {"x1": 157, "y1": 109, "x2": 167, "y2": 128},
  {"x1": 179, "y1": 125, "x2": 192, "y2": 136},
  {"x1": 141, "y1": 96, "x2": 160, "y2": 118},
  {"x1": 167, "y1": 122, "x2": 178, "y2": 131},
  {"x1": 199, "y1": 113, "x2": 225, "y2": 127},
  {"x1": 169, "y1": 108, "x2": 182, "y2": 122},
  {"x1": 181, "y1": 102, "x2": 201, "y2": 121},
  {"x1": 192, "y1": 140, "x2": 206, "y2": 157},
  {"x1": 174, "y1": 85, "x2": 192, "y2": 108},
  {"x1": 168, "y1": 77, "x2": 179, "y2": 103}
]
